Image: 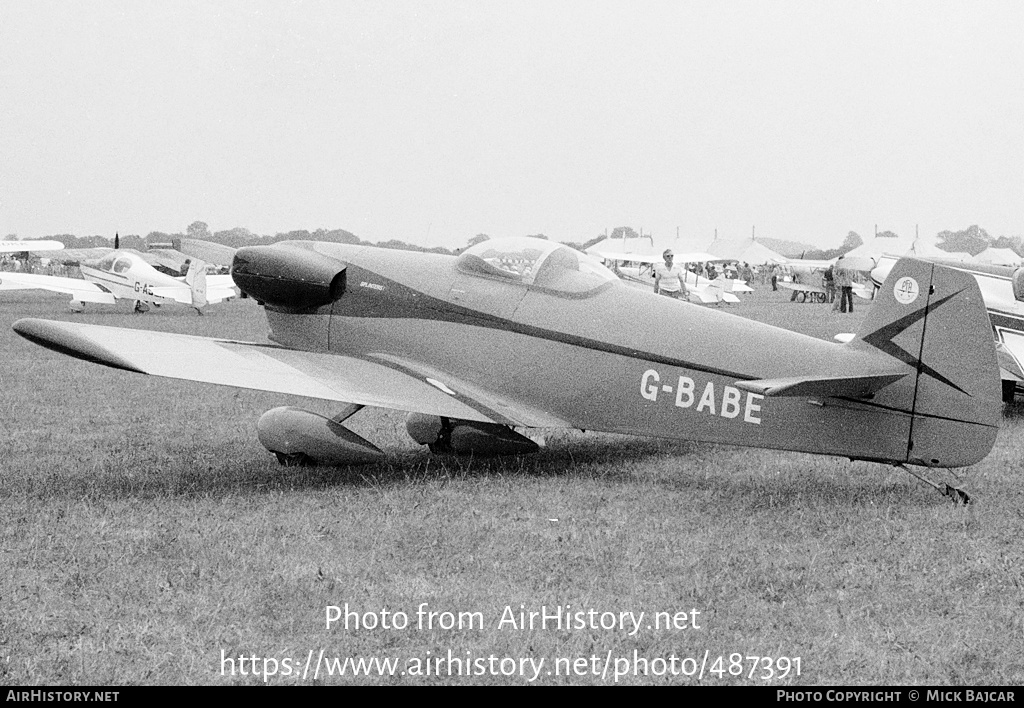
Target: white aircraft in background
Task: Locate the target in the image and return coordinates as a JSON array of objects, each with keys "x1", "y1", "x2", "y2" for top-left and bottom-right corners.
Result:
[
  {"x1": 589, "y1": 249, "x2": 754, "y2": 304},
  {"x1": 0, "y1": 248, "x2": 236, "y2": 313},
  {"x1": 870, "y1": 254, "x2": 1024, "y2": 402}
]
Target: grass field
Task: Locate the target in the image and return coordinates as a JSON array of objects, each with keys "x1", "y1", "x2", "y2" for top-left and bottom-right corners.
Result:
[{"x1": 1, "y1": 286, "x2": 1022, "y2": 685}]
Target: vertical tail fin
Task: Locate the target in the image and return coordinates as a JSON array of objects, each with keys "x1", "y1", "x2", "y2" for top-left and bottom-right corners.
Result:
[
  {"x1": 186, "y1": 258, "x2": 208, "y2": 310},
  {"x1": 850, "y1": 257, "x2": 1000, "y2": 467}
]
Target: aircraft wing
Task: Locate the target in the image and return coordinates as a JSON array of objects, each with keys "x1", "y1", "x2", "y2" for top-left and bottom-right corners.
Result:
[
  {"x1": 12, "y1": 319, "x2": 570, "y2": 429},
  {"x1": 174, "y1": 238, "x2": 238, "y2": 267},
  {"x1": 207, "y1": 274, "x2": 235, "y2": 288},
  {"x1": 150, "y1": 285, "x2": 195, "y2": 305},
  {"x1": 150, "y1": 284, "x2": 237, "y2": 305},
  {"x1": 777, "y1": 281, "x2": 827, "y2": 295},
  {"x1": 735, "y1": 372, "x2": 906, "y2": 399},
  {"x1": 687, "y1": 287, "x2": 720, "y2": 304},
  {"x1": 47, "y1": 247, "x2": 114, "y2": 263},
  {"x1": 0, "y1": 240, "x2": 65, "y2": 253},
  {"x1": 591, "y1": 250, "x2": 661, "y2": 264},
  {"x1": 686, "y1": 281, "x2": 741, "y2": 304},
  {"x1": 673, "y1": 251, "x2": 724, "y2": 263},
  {"x1": 0, "y1": 272, "x2": 117, "y2": 304}
]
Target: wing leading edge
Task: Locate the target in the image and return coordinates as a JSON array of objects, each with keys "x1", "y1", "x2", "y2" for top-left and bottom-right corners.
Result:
[
  {"x1": 0, "y1": 272, "x2": 116, "y2": 304},
  {"x1": 12, "y1": 318, "x2": 566, "y2": 429}
]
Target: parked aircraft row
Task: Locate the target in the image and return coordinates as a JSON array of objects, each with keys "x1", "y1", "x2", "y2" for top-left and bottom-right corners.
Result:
[
  {"x1": 0, "y1": 240, "x2": 236, "y2": 313},
  {"x1": 588, "y1": 247, "x2": 754, "y2": 304},
  {"x1": 13, "y1": 236, "x2": 1000, "y2": 503}
]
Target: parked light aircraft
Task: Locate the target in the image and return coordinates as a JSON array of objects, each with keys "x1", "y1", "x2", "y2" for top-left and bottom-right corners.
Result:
[
  {"x1": 775, "y1": 260, "x2": 834, "y2": 303},
  {"x1": 0, "y1": 248, "x2": 236, "y2": 313},
  {"x1": 591, "y1": 249, "x2": 754, "y2": 304},
  {"x1": 13, "y1": 237, "x2": 1001, "y2": 502},
  {"x1": 871, "y1": 254, "x2": 1024, "y2": 403}
]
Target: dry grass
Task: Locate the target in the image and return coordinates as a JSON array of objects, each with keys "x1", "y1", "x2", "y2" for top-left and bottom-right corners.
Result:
[{"x1": 1, "y1": 287, "x2": 1022, "y2": 685}]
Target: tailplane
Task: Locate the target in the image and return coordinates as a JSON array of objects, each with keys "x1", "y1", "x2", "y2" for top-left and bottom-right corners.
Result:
[{"x1": 849, "y1": 257, "x2": 1000, "y2": 467}]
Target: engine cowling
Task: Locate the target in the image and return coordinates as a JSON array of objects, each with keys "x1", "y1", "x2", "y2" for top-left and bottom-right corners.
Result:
[
  {"x1": 406, "y1": 413, "x2": 539, "y2": 456},
  {"x1": 232, "y1": 243, "x2": 346, "y2": 311},
  {"x1": 258, "y1": 406, "x2": 383, "y2": 465}
]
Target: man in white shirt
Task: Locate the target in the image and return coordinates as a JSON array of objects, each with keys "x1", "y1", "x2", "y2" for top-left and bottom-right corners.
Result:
[{"x1": 654, "y1": 249, "x2": 688, "y2": 299}]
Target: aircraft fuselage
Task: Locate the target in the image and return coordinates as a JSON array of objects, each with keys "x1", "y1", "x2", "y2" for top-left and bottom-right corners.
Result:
[
  {"x1": 249, "y1": 242, "x2": 997, "y2": 467},
  {"x1": 79, "y1": 251, "x2": 186, "y2": 306}
]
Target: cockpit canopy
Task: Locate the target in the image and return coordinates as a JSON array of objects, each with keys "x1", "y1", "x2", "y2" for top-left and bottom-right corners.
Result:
[
  {"x1": 457, "y1": 237, "x2": 619, "y2": 295},
  {"x1": 92, "y1": 253, "x2": 134, "y2": 273}
]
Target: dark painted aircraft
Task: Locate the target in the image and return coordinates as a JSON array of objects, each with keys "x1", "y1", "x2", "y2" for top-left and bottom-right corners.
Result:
[{"x1": 14, "y1": 237, "x2": 1001, "y2": 502}]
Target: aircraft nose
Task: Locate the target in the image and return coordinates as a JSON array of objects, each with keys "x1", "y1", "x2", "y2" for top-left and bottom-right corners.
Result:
[
  {"x1": 870, "y1": 261, "x2": 894, "y2": 288},
  {"x1": 232, "y1": 243, "x2": 347, "y2": 310}
]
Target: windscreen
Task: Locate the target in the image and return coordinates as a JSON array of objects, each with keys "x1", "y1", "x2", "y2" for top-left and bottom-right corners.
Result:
[{"x1": 458, "y1": 237, "x2": 618, "y2": 295}]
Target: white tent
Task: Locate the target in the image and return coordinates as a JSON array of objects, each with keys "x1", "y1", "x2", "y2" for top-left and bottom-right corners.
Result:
[
  {"x1": 974, "y1": 247, "x2": 1022, "y2": 266},
  {"x1": 937, "y1": 251, "x2": 975, "y2": 262},
  {"x1": 584, "y1": 236, "x2": 659, "y2": 263},
  {"x1": 705, "y1": 238, "x2": 786, "y2": 264},
  {"x1": 839, "y1": 236, "x2": 974, "y2": 269}
]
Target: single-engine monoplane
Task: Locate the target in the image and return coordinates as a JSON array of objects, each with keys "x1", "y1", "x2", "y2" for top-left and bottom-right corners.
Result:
[
  {"x1": 0, "y1": 248, "x2": 236, "y2": 313},
  {"x1": 13, "y1": 237, "x2": 1001, "y2": 501}
]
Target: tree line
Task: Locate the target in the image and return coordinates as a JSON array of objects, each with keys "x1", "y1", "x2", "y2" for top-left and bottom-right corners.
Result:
[{"x1": 8, "y1": 222, "x2": 1021, "y2": 259}]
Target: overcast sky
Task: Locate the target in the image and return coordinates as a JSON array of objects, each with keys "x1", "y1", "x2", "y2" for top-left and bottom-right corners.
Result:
[{"x1": 2, "y1": 1, "x2": 1022, "y2": 249}]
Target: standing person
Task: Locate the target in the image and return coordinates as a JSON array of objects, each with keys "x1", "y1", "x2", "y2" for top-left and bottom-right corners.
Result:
[
  {"x1": 654, "y1": 249, "x2": 688, "y2": 299},
  {"x1": 835, "y1": 266, "x2": 855, "y2": 313},
  {"x1": 771, "y1": 265, "x2": 779, "y2": 291},
  {"x1": 823, "y1": 265, "x2": 836, "y2": 303}
]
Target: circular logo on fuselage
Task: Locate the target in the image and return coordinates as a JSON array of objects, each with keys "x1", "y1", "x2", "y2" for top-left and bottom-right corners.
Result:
[{"x1": 893, "y1": 276, "x2": 919, "y2": 304}]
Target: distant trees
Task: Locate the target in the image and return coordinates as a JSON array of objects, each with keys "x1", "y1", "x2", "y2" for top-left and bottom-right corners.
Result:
[
  {"x1": 211, "y1": 227, "x2": 258, "y2": 246},
  {"x1": 608, "y1": 226, "x2": 641, "y2": 241},
  {"x1": 842, "y1": 231, "x2": 863, "y2": 250},
  {"x1": 936, "y1": 225, "x2": 1007, "y2": 256},
  {"x1": 802, "y1": 231, "x2": 863, "y2": 260},
  {"x1": 311, "y1": 228, "x2": 359, "y2": 244},
  {"x1": 186, "y1": 221, "x2": 211, "y2": 241},
  {"x1": 117, "y1": 234, "x2": 147, "y2": 250},
  {"x1": 28, "y1": 221, "x2": 1024, "y2": 259}
]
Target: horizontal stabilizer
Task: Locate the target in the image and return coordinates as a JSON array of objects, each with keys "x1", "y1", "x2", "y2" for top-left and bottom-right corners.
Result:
[
  {"x1": 735, "y1": 372, "x2": 906, "y2": 399},
  {"x1": 174, "y1": 238, "x2": 238, "y2": 267}
]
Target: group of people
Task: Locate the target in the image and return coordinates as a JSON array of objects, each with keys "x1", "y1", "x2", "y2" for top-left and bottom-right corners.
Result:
[
  {"x1": 0, "y1": 257, "x2": 72, "y2": 277},
  {"x1": 653, "y1": 249, "x2": 859, "y2": 314},
  {"x1": 653, "y1": 250, "x2": 754, "y2": 299},
  {"x1": 822, "y1": 264, "x2": 856, "y2": 313}
]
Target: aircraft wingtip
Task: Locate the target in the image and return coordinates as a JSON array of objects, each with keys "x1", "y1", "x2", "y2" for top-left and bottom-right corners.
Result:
[{"x1": 13, "y1": 318, "x2": 145, "y2": 374}]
